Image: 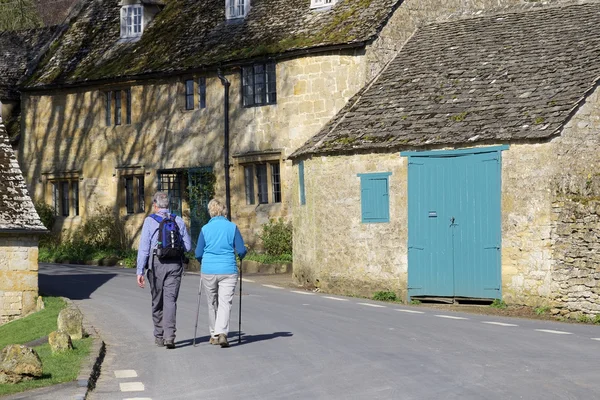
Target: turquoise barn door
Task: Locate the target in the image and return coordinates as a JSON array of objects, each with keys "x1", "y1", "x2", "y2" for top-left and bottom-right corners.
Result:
[{"x1": 403, "y1": 146, "x2": 505, "y2": 300}]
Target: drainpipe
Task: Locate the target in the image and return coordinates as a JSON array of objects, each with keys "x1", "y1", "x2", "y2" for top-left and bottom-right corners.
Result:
[{"x1": 217, "y1": 69, "x2": 232, "y2": 221}]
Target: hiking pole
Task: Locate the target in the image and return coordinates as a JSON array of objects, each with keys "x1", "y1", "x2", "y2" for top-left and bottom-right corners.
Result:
[
  {"x1": 238, "y1": 259, "x2": 243, "y2": 345},
  {"x1": 193, "y1": 272, "x2": 202, "y2": 347}
]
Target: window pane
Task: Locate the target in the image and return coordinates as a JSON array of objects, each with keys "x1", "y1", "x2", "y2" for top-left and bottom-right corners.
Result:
[
  {"x1": 126, "y1": 88, "x2": 132, "y2": 124},
  {"x1": 114, "y1": 90, "x2": 122, "y2": 125},
  {"x1": 244, "y1": 166, "x2": 255, "y2": 205},
  {"x1": 158, "y1": 173, "x2": 182, "y2": 216},
  {"x1": 72, "y1": 181, "x2": 79, "y2": 216},
  {"x1": 198, "y1": 77, "x2": 206, "y2": 109},
  {"x1": 185, "y1": 80, "x2": 194, "y2": 110},
  {"x1": 137, "y1": 176, "x2": 145, "y2": 213},
  {"x1": 52, "y1": 182, "x2": 59, "y2": 216},
  {"x1": 105, "y1": 92, "x2": 111, "y2": 126},
  {"x1": 266, "y1": 63, "x2": 277, "y2": 104},
  {"x1": 242, "y1": 67, "x2": 254, "y2": 106},
  {"x1": 125, "y1": 177, "x2": 134, "y2": 214},
  {"x1": 61, "y1": 181, "x2": 69, "y2": 217},
  {"x1": 256, "y1": 164, "x2": 268, "y2": 204},
  {"x1": 271, "y1": 163, "x2": 281, "y2": 203}
]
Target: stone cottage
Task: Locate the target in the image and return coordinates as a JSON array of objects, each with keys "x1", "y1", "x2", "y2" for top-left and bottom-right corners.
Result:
[
  {"x1": 291, "y1": 1, "x2": 600, "y2": 317},
  {"x1": 0, "y1": 117, "x2": 46, "y2": 325},
  {"x1": 17, "y1": 0, "x2": 415, "y2": 248}
]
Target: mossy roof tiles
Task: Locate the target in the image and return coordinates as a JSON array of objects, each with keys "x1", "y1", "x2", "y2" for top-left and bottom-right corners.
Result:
[
  {"x1": 0, "y1": 119, "x2": 46, "y2": 232},
  {"x1": 291, "y1": 2, "x2": 600, "y2": 156},
  {"x1": 25, "y1": 0, "x2": 400, "y2": 88},
  {"x1": 0, "y1": 26, "x2": 60, "y2": 99}
]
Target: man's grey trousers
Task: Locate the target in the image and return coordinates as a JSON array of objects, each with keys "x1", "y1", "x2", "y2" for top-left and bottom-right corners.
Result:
[
  {"x1": 148, "y1": 257, "x2": 183, "y2": 341},
  {"x1": 202, "y1": 274, "x2": 238, "y2": 338}
]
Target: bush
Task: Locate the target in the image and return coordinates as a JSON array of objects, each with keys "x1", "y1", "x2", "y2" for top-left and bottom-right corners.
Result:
[
  {"x1": 34, "y1": 202, "x2": 56, "y2": 230},
  {"x1": 260, "y1": 218, "x2": 292, "y2": 257},
  {"x1": 372, "y1": 291, "x2": 397, "y2": 302},
  {"x1": 74, "y1": 206, "x2": 129, "y2": 250},
  {"x1": 490, "y1": 299, "x2": 507, "y2": 309}
]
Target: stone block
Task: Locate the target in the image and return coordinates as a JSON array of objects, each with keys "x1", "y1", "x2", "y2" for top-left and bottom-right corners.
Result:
[
  {"x1": 57, "y1": 307, "x2": 84, "y2": 340},
  {"x1": 0, "y1": 345, "x2": 43, "y2": 384},
  {"x1": 48, "y1": 330, "x2": 73, "y2": 353}
]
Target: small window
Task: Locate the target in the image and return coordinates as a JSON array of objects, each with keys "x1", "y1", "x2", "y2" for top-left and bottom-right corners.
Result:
[
  {"x1": 50, "y1": 178, "x2": 79, "y2": 217},
  {"x1": 358, "y1": 172, "x2": 391, "y2": 223},
  {"x1": 198, "y1": 77, "x2": 206, "y2": 109},
  {"x1": 105, "y1": 92, "x2": 111, "y2": 126},
  {"x1": 126, "y1": 89, "x2": 132, "y2": 124},
  {"x1": 114, "y1": 90, "x2": 122, "y2": 126},
  {"x1": 158, "y1": 172, "x2": 183, "y2": 216},
  {"x1": 103, "y1": 89, "x2": 132, "y2": 126},
  {"x1": 121, "y1": 5, "x2": 144, "y2": 38},
  {"x1": 310, "y1": 0, "x2": 335, "y2": 8},
  {"x1": 244, "y1": 165, "x2": 255, "y2": 205},
  {"x1": 185, "y1": 80, "x2": 194, "y2": 110},
  {"x1": 242, "y1": 62, "x2": 276, "y2": 107},
  {"x1": 242, "y1": 161, "x2": 281, "y2": 205},
  {"x1": 124, "y1": 175, "x2": 145, "y2": 214},
  {"x1": 227, "y1": 0, "x2": 249, "y2": 19},
  {"x1": 298, "y1": 161, "x2": 305, "y2": 205}
]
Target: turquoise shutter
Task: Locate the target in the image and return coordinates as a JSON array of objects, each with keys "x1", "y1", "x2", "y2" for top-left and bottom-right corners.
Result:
[{"x1": 358, "y1": 173, "x2": 391, "y2": 223}]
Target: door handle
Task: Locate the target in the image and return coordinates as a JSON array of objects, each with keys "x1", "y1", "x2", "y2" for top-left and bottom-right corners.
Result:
[{"x1": 450, "y1": 217, "x2": 455, "y2": 224}]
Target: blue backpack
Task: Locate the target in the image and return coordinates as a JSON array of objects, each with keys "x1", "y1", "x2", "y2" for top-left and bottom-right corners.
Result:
[{"x1": 150, "y1": 213, "x2": 184, "y2": 260}]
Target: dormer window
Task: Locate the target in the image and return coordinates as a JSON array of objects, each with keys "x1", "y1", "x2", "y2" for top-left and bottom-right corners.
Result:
[
  {"x1": 310, "y1": 0, "x2": 336, "y2": 9},
  {"x1": 121, "y1": 5, "x2": 143, "y2": 38},
  {"x1": 226, "y1": 0, "x2": 249, "y2": 19}
]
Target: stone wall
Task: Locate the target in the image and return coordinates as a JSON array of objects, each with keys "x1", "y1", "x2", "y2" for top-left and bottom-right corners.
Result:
[
  {"x1": 551, "y1": 198, "x2": 600, "y2": 319},
  {"x1": 292, "y1": 153, "x2": 408, "y2": 298},
  {"x1": 20, "y1": 50, "x2": 366, "y2": 248},
  {"x1": 0, "y1": 234, "x2": 39, "y2": 325}
]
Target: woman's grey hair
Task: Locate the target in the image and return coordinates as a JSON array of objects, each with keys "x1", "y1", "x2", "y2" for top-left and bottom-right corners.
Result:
[
  {"x1": 207, "y1": 199, "x2": 227, "y2": 218},
  {"x1": 153, "y1": 192, "x2": 170, "y2": 209}
]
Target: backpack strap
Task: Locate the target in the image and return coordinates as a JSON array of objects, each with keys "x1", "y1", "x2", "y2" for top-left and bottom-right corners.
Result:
[{"x1": 150, "y1": 214, "x2": 163, "y2": 223}]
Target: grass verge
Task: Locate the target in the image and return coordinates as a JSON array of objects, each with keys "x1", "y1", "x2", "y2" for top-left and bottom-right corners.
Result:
[{"x1": 0, "y1": 297, "x2": 92, "y2": 396}]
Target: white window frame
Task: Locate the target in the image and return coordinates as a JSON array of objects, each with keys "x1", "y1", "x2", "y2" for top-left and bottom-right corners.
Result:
[
  {"x1": 121, "y1": 5, "x2": 144, "y2": 38},
  {"x1": 226, "y1": 0, "x2": 249, "y2": 19},
  {"x1": 310, "y1": 0, "x2": 335, "y2": 9}
]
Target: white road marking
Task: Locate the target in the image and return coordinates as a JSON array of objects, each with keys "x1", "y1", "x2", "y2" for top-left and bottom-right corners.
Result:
[
  {"x1": 482, "y1": 321, "x2": 518, "y2": 327},
  {"x1": 241, "y1": 278, "x2": 255, "y2": 283},
  {"x1": 592, "y1": 338, "x2": 600, "y2": 341},
  {"x1": 114, "y1": 370, "x2": 138, "y2": 379},
  {"x1": 302, "y1": 304, "x2": 310, "y2": 306},
  {"x1": 435, "y1": 315, "x2": 468, "y2": 320},
  {"x1": 120, "y1": 382, "x2": 145, "y2": 392},
  {"x1": 123, "y1": 398, "x2": 152, "y2": 400},
  {"x1": 323, "y1": 296, "x2": 349, "y2": 301},
  {"x1": 262, "y1": 284, "x2": 283, "y2": 289},
  {"x1": 535, "y1": 329, "x2": 572, "y2": 335},
  {"x1": 357, "y1": 303, "x2": 386, "y2": 308},
  {"x1": 395, "y1": 309, "x2": 425, "y2": 314},
  {"x1": 291, "y1": 290, "x2": 315, "y2": 295}
]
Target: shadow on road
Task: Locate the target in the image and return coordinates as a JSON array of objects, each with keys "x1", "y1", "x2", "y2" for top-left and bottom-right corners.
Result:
[
  {"x1": 39, "y1": 267, "x2": 118, "y2": 300},
  {"x1": 176, "y1": 331, "x2": 293, "y2": 348}
]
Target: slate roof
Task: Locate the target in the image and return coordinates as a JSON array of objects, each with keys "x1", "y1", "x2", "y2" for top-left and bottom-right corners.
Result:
[
  {"x1": 0, "y1": 119, "x2": 46, "y2": 232},
  {"x1": 26, "y1": 0, "x2": 400, "y2": 88},
  {"x1": 0, "y1": 27, "x2": 61, "y2": 100},
  {"x1": 291, "y1": 2, "x2": 600, "y2": 157}
]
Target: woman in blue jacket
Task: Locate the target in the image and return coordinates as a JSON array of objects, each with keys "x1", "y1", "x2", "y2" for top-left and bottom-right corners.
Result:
[{"x1": 195, "y1": 198, "x2": 247, "y2": 347}]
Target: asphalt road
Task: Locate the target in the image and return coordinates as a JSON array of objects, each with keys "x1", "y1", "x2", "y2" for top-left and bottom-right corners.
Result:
[{"x1": 39, "y1": 264, "x2": 600, "y2": 400}]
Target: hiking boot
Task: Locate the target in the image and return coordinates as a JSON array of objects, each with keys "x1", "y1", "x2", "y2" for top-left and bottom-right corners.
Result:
[
  {"x1": 218, "y1": 333, "x2": 229, "y2": 348},
  {"x1": 209, "y1": 336, "x2": 219, "y2": 345},
  {"x1": 155, "y1": 337, "x2": 164, "y2": 347},
  {"x1": 165, "y1": 339, "x2": 175, "y2": 349}
]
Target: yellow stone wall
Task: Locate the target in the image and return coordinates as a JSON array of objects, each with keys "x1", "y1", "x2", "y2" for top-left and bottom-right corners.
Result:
[
  {"x1": 20, "y1": 50, "x2": 367, "y2": 248},
  {"x1": 0, "y1": 234, "x2": 39, "y2": 325}
]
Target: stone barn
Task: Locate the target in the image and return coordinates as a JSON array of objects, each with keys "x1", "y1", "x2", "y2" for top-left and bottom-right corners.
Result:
[{"x1": 290, "y1": 2, "x2": 600, "y2": 318}]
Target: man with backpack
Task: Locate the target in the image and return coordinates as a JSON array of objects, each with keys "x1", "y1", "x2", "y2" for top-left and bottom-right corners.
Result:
[{"x1": 136, "y1": 192, "x2": 191, "y2": 349}]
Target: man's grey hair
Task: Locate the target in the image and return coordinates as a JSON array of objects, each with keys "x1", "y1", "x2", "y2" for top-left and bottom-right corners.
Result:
[{"x1": 153, "y1": 192, "x2": 170, "y2": 209}]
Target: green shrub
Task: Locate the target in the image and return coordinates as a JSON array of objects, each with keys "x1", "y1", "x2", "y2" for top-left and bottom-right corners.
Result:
[
  {"x1": 577, "y1": 314, "x2": 592, "y2": 323},
  {"x1": 372, "y1": 291, "x2": 397, "y2": 302},
  {"x1": 594, "y1": 314, "x2": 600, "y2": 325},
  {"x1": 244, "y1": 251, "x2": 292, "y2": 264},
  {"x1": 260, "y1": 218, "x2": 292, "y2": 257},
  {"x1": 490, "y1": 299, "x2": 507, "y2": 309},
  {"x1": 410, "y1": 299, "x2": 421, "y2": 305},
  {"x1": 75, "y1": 206, "x2": 129, "y2": 250},
  {"x1": 34, "y1": 202, "x2": 56, "y2": 230},
  {"x1": 535, "y1": 306, "x2": 551, "y2": 315}
]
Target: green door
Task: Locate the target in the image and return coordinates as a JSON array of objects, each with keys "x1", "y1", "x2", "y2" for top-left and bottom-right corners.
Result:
[
  {"x1": 187, "y1": 168, "x2": 215, "y2": 247},
  {"x1": 404, "y1": 146, "x2": 505, "y2": 300}
]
